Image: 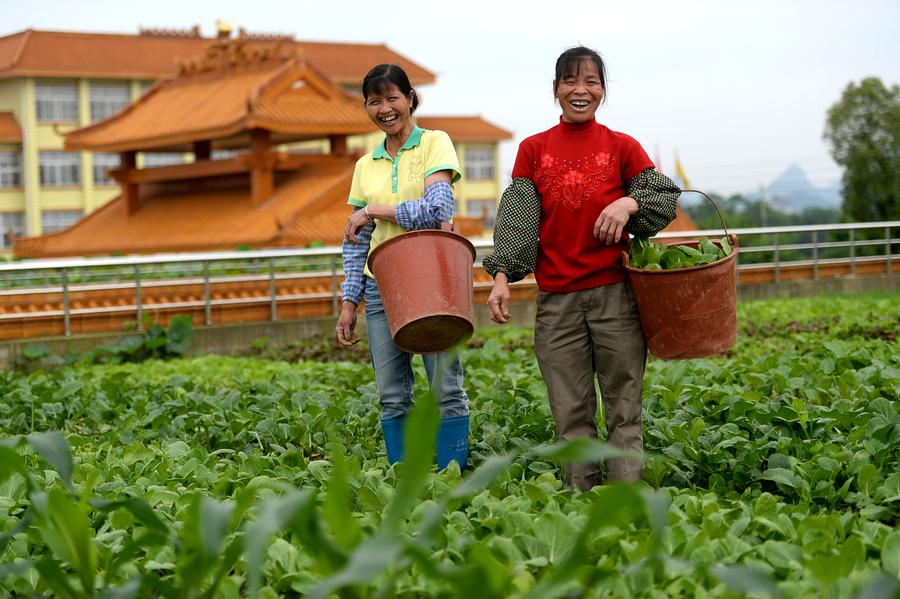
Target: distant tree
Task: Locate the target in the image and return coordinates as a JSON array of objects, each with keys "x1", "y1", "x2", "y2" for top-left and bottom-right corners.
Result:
[{"x1": 823, "y1": 77, "x2": 900, "y2": 221}]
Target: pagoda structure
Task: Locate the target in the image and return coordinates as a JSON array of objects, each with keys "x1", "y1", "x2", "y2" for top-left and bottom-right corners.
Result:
[{"x1": 13, "y1": 34, "x2": 376, "y2": 257}]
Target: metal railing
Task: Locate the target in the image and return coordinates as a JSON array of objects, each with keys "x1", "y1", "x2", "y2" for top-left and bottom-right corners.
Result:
[{"x1": 0, "y1": 221, "x2": 897, "y2": 337}]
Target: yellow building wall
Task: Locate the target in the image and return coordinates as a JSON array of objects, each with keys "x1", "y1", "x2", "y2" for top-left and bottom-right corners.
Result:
[
  {"x1": 6, "y1": 76, "x2": 156, "y2": 235},
  {"x1": 38, "y1": 189, "x2": 85, "y2": 210},
  {"x1": 453, "y1": 141, "x2": 503, "y2": 219},
  {"x1": 92, "y1": 187, "x2": 119, "y2": 208},
  {"x1": 21, "y1": 78, "x2": 40, "y2": 235},
  {"x1": 0, "y1": 80, "x2": 21, "y2": 114},
  {"x1": 0, "y1": 190, "x2": 25, "y2": 211}
]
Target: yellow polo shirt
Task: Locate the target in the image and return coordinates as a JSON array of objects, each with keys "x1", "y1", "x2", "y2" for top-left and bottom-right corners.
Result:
[{"x1": 348, "y1": 126, "x2": 461, "y2": 276}]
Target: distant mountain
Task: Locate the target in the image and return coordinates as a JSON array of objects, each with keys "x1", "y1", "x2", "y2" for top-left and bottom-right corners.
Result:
[{"x1": 764, "y1": 164, "x2": 842, "y2": 213}]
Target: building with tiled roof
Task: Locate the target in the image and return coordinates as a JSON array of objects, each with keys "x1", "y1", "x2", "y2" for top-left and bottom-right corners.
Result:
[
  {"x1": 1, "y1": 24, "x2": 514, "y2": 256},
  {"x1": 0, "y1": 28, "x2": 435, "y2": 85},
  {"x1": 416, "y1": 116, "x2": 512, "y2": 230},
  {"x1": 13, "y1": 35, "x2": 373, "y2": 257}
]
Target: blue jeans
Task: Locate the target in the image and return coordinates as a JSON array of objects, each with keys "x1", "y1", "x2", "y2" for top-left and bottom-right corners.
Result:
[{"x1": 364, "y1": 276, "x2": 469, "y2": 420}]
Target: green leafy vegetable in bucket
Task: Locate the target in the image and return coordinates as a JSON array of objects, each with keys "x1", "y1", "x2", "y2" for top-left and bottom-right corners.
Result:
[{"x1": 628, "y1": 236, "x2": 732, "y2": 270}]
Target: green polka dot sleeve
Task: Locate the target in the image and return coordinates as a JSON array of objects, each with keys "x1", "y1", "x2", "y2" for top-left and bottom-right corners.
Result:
[
  {"x1": 624, "y1": 168, "x2": 682, "y2": 236},
  {"x1": 482, "y1": 178, "x2": 541, "y2": 283}
]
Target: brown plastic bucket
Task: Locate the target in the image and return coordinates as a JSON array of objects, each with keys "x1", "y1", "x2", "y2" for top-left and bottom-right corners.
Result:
[
  {"x1": 367, "y1": 223, "x2": 476, "y2": 354},
  {"x1": 623, "y1": 191, "x2": 739, "y2": 360}
]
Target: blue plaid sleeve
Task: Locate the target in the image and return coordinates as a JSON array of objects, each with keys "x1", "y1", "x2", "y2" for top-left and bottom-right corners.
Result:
[
  {"x1": 340, "y1": 211, "x2": 375, "y2": 306},
  {"x1": 395, "y1": 181, "x2": 454, "y2": 230}
]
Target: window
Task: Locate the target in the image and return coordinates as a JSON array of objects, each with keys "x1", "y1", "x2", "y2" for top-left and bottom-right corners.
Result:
[
  {"x1": 92, "y1": 153, "x2": 120, "y2": 185},
  {"x1": 464, "y1": 147, "x2": 495, "y2": 180},
  {"x1": 35, "y1": 82, "x2": 78, "y2": 122},
  {"x1": 467, "y1": 198, "x2": 498, "y2": 228},
  {"x1": 39, "y1": 151, "x2": 81, "y2": 187},
  {"x1": 0, "y1": 152, "x2": 21, "y2": 188},
  {"x1": 89, "y1": 83, "x2": 130, "y2": 121},
  {"x1": 211, "y1": 149, "x2": 239, "y2": 160},
  {"x1": 41, "y1": 210, "x2": 83, "y2": 234},
  {"x1": 1, "y1": 212, "x2": 24, "y2": 248},
  {"x1": 142, "y1": 152, "x2": 185, "y2": 167}
]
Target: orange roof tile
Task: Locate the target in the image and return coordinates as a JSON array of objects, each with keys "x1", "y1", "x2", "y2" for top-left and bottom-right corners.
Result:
[
  {"x1": 13, "y1": 156, "x2": 356, "y2": 257},
  {"x1": 415, "y1": 116, "x2": 512, "y2": 142},
  {"x1": 64, "y1": 46, "x2": 375, "y2": 152},
  {"x1": 0, "y1": 29, "x2": 435, "y2": 86},
  {"x1": 0, "y1": 112, "x2": 22, "y2": 143}
]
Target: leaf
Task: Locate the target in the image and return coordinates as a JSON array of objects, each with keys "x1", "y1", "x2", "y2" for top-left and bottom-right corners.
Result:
[
  {"x1": 711, "y1": 565, "x2": 782, "y2": 598},
  {"x1": 322, "y1": 432, "x2": 361, "y2": 550},
  {"x1": 448, "y1": 453, "x2": 517, "y2": 500},
  {"x1": 720, "y1": 236, "x2": 733, "y2": 256},
  {"x1": 0, "y1": 509, "x2": 33, "y2": 554},
  {"x1": 699, "y1": 237, "x2": 718, "y2": 255},
  {"x1": 166, "y1": 314, "x2": 195, "y2": 355},
  {"x1": 304, "y1": 534, "x2": 405, "y2": 599},
  {"x1": 382, "y1": 389, "x2": 439, "y2": 532},
  {"x1": 31, "y1": 489, "x2": 97, "y2": 594},
  {"x1": 0, "y1": 445, "x2": 31, "y2": 489},
  {"x1": 532, "y1": 511, "x2": 578, "y2": 563},
  {"x1": 23, "y1": 343, "x2": 50, "y2": 360},
  {"x1": 91, "y1": 497, "x2": 169, "y2": 533},
  {"x1": 26, "y1": 431, "x2": 74, "y2": 489},
  {"x1": 244, "y1": 491, "x2": 314, "y2": 598},
  {"x1": 34, "y1": 558, "x2": 82, "y2": 599},
  {"x1": 200, "y1": 497, "x2": 235, "y2": 557},
  {"x1": 99, "y1": 576, "x2": 143, "y2": 599},
  {"x1": 531, "y1": 437, "x2": 629, "y2": 464},
  {"x1": 854, "y1": 574, "x2": 900, "y2": 599},
  {"x1": 760, "y1": 467, "x2": 799, "y2": 489},
  {"x1": 882, "y1": 530, "x2": 900, "y2": 578}
]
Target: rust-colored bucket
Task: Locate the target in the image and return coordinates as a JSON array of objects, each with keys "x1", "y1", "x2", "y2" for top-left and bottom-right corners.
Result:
[
  {"x1": 367, "y1": 223, "x2": 476, "y2": 354},
  {"x1": 623, "y1": 191, "x2": 739, "y2": 360}
]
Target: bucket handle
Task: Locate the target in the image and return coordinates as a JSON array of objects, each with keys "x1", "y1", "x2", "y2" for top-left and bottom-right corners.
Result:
[
  {"x1": 681, "y1": 189, "x2": 730, "y2": 238},
  {"x1": 439, "y1": 221, "x2": 460, "y2": 234}
]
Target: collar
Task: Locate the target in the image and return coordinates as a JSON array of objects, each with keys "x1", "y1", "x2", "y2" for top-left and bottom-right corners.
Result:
[
  {"x1": 558, "y1": 116, "x2": 598, "y2": 135},
  {"x1": 373, "y1": 125, "x2": 425, "y2": 159}
]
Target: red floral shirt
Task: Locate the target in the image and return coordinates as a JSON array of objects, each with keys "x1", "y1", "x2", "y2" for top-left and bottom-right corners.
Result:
[{"x1": 512, "y1": 118, "x2": 654, "y2": 292}]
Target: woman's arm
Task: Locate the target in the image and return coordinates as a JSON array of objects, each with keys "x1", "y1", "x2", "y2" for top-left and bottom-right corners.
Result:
[
  {"x1": 340, "y1": 209, "x2": 375, "y2": 306},
  {"x1": 623, "y1": 169, "x2": 681, "y2": 236},
  {"x1": 482, "y1": 178, "x2": 542, "y2": 283},
  {"x1": 344, "y1": 171, "x2": 455, "y2": 239}
]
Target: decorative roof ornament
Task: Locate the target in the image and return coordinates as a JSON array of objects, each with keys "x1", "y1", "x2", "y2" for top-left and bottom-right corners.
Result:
[
  {"x1": 176, "y1": 35, "x2": 289, "y2": 77},
  {"x1": 215, "y1": 19, "x2": 233, "y2": 40}
]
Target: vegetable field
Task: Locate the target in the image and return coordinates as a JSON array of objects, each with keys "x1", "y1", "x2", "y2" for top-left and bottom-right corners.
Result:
[{"x1": 1, "y1": 292, "x2": 898, "y2": 598}]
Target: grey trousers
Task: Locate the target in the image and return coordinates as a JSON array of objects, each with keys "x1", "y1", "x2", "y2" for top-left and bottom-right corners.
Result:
[{"x1": 534, "y1": 281, "x2": 647, "y2": 490}]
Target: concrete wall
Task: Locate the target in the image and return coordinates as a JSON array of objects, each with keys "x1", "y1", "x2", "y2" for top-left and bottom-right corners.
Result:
[{"x1": 1, "y1": 273, "x2": 896, "y2": 371}]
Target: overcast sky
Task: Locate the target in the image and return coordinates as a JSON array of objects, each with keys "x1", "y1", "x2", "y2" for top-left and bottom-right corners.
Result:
[{"x1": 5, "y1": 0, "x2": 899, "y2": 195}]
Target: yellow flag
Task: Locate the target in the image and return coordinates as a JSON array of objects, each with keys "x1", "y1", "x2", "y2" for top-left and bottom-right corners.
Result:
[{"x1": 674, "y1": 152, "x2": 690, "y2": 189}]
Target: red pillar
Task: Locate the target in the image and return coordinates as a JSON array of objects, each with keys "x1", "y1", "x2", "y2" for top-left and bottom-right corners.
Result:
[{"x1": 250, "y1": 129, "x2": 274, "y2": 206}]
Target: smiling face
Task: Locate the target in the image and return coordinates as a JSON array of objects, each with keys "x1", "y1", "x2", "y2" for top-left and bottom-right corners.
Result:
[
  {"x1": 555, "y1": 58, "x2": 605, "y2": 124},
  {"x1": 365, "y1": 83, "x2": 414, "y2": 137}
]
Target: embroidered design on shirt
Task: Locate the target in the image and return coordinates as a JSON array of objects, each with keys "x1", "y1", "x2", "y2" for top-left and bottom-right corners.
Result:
[
  {"x1": 407, "y1": 153, "x2": 424, "y2": 183},
  {"x1": 535, "y1": 151, "x2": 617, "y2": 211}
]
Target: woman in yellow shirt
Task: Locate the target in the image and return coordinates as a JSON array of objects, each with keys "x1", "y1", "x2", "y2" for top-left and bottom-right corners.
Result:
[{"x1": 336, "y1": 64, "x2": 469, "y2": 470}]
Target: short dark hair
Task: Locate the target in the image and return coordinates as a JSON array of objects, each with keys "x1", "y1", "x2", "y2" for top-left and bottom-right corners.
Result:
[
  {"x1": 553, "y1": 46, "x2": 607, "y2": 101},
  {"x1": 362, "y1": 64, "x2": 419, "y2": 113}
]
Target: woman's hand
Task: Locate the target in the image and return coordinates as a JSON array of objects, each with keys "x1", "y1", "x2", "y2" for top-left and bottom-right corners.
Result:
[
  {"x1": 593, "y1": 196, "x2": 639, "y2": 245},
  {"x1": 345, "y1": 208, "x2": 373, "y2": 243},
  {"x1": 487, "y1": 273, "x2": 512, "y2": 324},
  {"x1": 336, "y1": 301, "x2": 360, "y2": 346}
]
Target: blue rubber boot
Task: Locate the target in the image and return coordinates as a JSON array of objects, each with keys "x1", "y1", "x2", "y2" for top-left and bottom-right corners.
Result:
[
  {"x1": 380, "y1": 417, "x2": 405, "y2": 465},
  {"x1": 436, "y1": 415, "x2": 469, "y2": 471}
]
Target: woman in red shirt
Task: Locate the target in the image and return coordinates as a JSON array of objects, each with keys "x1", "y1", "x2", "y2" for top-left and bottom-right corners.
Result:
[{"x1": 484, "y1": 46, "x2": 680, "y2": 490}]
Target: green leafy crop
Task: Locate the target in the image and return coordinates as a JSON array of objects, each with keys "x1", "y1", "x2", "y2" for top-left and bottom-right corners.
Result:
[
  {"x1": 0, "y1": 292, "x2": 897, "y2": 597},
  {"x1": 629, "y1": 236, "x2": 733, "y2": 270}
]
